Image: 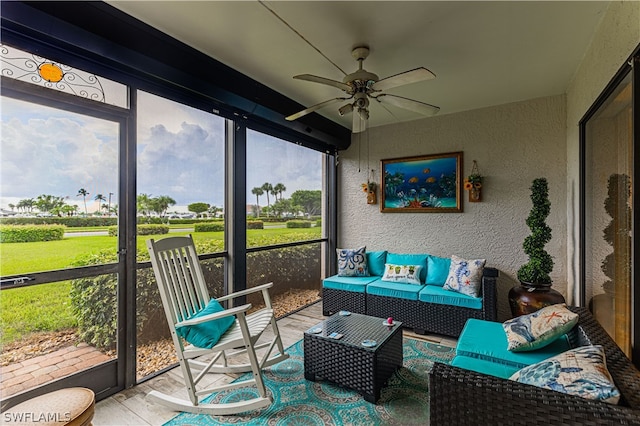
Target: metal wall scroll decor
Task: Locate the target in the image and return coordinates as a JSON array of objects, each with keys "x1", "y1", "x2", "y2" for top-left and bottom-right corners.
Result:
[{"x1": 1, "y1": 44, "x2": 106, "y2": 103}]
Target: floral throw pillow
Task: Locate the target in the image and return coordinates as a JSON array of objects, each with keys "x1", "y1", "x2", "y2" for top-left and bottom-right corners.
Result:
[
  {"x1": 509, "y1": 345, "x2": 620, "y2": 404},
  {"x1": 381, "y1": 264, "x2": 422, "y2": 285},
  {"x1": 503, "y1": 304, "x2": 579, "y2": 352},
  {"x1": 443, "y1": 255, "x2": 486, "y2": 297},
  {"x1": 336, "y1": 246, "x2": 369, "y2": 277}
]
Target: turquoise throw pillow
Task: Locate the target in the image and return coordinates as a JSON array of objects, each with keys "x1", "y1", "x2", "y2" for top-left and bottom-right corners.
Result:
[
  {"x1": 426, "y1": 255, "x2": 451, "y2": 286},
  {"x1": 176, "y1": 299, "x2": 235, "y2": 349},
  {"x1": 366, "y1": 250, "x2": 387, "y2": 276}
]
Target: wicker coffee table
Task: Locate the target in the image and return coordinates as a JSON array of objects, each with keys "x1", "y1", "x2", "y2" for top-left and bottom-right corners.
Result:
[{"x1": 303, "y1": 312, "x2": 403, "y2": 403}]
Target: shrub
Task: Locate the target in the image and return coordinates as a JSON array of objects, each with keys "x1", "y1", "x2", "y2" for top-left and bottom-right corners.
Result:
[
  {"x1": 286, "y1": 220, "x2": 312, "y2": 228},
  {"x1": 247, "y1": 221, "x2": 264, "y2": 229},
  {"x1": 0, "y1": 217, "x2": 117, "y2": 227},
  {"x1": 194, "y1": 222, "x2": 224, "y2": 232},
  {"x1": 167, "y1": 218, "x2": 222, "y2": 225},
  {"x1": 315, "y1": 218, "x2": 322, "y2": 227},
  {"x1": 136, "y1": 216, "x2": 166, "y2": 225},
  {"x1": 108, "y1": 224, "x2": 169, "y2": 236},
  {"x1": 70, "y1": 239, "x2": 320, "y2": 349},
  {"x1": 0, "y1": 224, "x2": 66, "y2": 243}
]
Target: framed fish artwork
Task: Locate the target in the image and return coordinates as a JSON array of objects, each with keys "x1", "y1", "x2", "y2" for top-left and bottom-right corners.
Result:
[{"x1": 380, "y1": 152, "x2": 463, "y2": 213}]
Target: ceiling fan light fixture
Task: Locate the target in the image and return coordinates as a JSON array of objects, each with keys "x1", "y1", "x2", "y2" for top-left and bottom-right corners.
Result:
[
  {"x1": 352, "y1": 109, "x2": 368, "y2": 133},
  {"x1": 338, "y1": 103, "x2": 353, "y2": 116}
]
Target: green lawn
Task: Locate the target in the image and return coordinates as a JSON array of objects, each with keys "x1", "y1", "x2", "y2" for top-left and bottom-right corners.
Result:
[
  {"x1": 0, "y1": 281, "x2": 76, "y2": 345},
  {"x1": 0, "y1": 227, "x2": 321, "y2": 345}
]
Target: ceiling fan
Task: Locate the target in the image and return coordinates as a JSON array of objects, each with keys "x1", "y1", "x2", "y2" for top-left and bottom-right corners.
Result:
[{"x1": 286, "y1": 46, "x2": 440, "y2": 133}]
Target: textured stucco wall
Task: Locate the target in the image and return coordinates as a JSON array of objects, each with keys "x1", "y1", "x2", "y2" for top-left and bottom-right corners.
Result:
[
  {"x1": 565, "y1": 0, "x2": 640, "y2": 304},
  {"x1": 338, "y1": 95, "x2": 566, "y2": 321}
]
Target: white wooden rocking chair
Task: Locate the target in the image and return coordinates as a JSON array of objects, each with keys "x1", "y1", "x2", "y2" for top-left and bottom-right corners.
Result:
[{"x1": 146, "y1": 235, "x2": 289, "y2": 415}]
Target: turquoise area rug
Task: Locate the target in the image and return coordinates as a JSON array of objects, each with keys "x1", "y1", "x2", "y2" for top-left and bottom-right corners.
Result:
[{"x1": 164, "y1": 337, "x2": 454, "y2": 426}]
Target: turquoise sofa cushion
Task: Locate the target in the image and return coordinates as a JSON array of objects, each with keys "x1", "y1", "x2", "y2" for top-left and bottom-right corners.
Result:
[
  {"x1": 456, "y1": 318, "x2": 571, "y2": 369},
  {"x1": 323, "y1": 275, "x2": 379, "y2": 293},
  {"x1": 418, "y1": 285, "x2": 482, "y2": 310},
  {"x1": 176, "y1": 299, "x2": 235, "y2": 349},
  {"x1": 452, "y1": 355, "x2": 520, "y2": 379},
  {"x1": 426, "y1": 255, "x2": 451, "y2": 286},
  {"x1": 386, "y1": 253, "x2": 428, "y2": 283},
  {"x1": 366, "y1": 250, "x2": 387, "y2": 276},
  {"x1": 366, "y1": 279, "x2": 424, "y2": 301}
]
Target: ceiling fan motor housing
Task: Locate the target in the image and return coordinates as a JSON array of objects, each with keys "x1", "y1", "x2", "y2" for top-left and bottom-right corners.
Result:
[{"x1": 354, "y1": 92, "x2": 369, "y2": 108}]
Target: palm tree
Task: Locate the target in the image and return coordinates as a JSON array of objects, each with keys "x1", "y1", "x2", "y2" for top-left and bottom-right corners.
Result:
[
  {"x1": 137, "y1": 193, "x2": 152, "y2": 216},
  {"x1": 94, "y1": 193, "x2": 107, "y2": 215},
  {"x1": 154, "y1": 195, "x2": 176, "y2": 217},
  {"x1": 8, "y1": 203, "x2": 15, "y2": 212},
  {"x1": 261, "y1": 182, "x2": 273, "y2": 216},
  {"x1": 208, "y1": 205, "x2": 221, "y2": 218},
  {"x1": 273, "y1": 183, "x2": 286, "y2": 201},
  {"x1": 251, "y1": 187, "x2": 264, "y2": 217},
  {"x1": 18, "y1": 198, "x2": 35, "y2": 213},
  {"x1": 77, "y1": 188, "x2": 90, "y2": 215}
]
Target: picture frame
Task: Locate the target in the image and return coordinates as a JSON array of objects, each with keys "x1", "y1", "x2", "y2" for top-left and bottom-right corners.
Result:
[{"x1": 381, "y1": 151, "x2": 463, "y2": 213}]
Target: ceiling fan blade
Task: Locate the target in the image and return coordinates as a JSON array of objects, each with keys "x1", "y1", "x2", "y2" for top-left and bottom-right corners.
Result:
[
  {"x1": 373, "y1": 94, "x2": 440, "y2": 116},
  {"x1": 285, "y1": 97, "x2": 350, "y2": 121},
  {"x1": 352, "y1": 108, "x2": 368, "y2": 133},
  {"x1": 371, "y1": 67, "x2": 436, "y2": 92},
  {"x1": 293, "y1": 74, "x2": 352, "y2": 92}
]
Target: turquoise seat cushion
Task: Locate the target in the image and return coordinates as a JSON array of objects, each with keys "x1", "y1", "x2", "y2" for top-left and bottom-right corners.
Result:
[
  {"x1": 176, "y1": 299, "x2": 235, "y2": 349},
  {"x1": 366, "y1": 250, "x2": 387, "y2": 276},
  {"x1": 323, "y1": 275, "x2": 379, "y2": 293},
  {"x1": 366, "y1": 279, "x2": 424, "y2": 301},
  {"x1": 451, "y1": 355, "x2": 520, "y2": 379},
  {"x1": 418, "y1": 285, "x2": 482, "y2": 310},
  {"x1": 386, "y1": 253, "x2": 428, "y2": 283},
  {"x1": 426, "y1": 255, "x2": 451, "y2": 286},
  {"x1": 456, "y1": 318, "x2": 571, "y2": 369}
]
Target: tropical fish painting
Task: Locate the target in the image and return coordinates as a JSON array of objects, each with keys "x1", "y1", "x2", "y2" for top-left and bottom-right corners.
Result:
[{"x1": 381, "y1": 152, "x2": 462, "y2": 212}]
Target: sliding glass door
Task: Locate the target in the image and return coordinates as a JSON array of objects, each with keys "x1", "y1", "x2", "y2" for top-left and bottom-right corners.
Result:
[{"x1": 581, "y1": 51, "x2": 637, "y2": 360}]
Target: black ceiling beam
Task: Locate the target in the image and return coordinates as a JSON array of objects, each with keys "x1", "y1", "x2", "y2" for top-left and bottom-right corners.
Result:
[{"x1": 1, "y1": 1, "x2": 351, "y2": 151}]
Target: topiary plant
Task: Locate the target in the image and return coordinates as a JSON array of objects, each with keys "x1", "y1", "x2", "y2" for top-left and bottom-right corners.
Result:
[{"x1": 517, "y1": 177, "x2": 554, "y2": 286}]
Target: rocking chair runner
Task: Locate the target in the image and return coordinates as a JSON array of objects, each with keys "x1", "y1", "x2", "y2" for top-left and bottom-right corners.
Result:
[{"x1": 146, "y1": 236, "x2": 289, "y2": 415}]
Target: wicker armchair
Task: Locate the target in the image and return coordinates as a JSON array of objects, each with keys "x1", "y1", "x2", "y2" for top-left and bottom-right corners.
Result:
[{"x1": 429, "y1": 306, "x2": 640, "y2": 425}]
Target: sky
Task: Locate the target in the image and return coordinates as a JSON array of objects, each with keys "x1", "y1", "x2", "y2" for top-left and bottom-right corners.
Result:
[{"x1": 1, "y1": 91, "x2": 323, "y2": 214}]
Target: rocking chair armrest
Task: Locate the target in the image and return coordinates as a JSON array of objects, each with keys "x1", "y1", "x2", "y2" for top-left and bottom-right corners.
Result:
[
  {"x1": 216, "y1": 282, "x2": 274, "y2": 302},
  {"x1": 176, "y1": 303, "x2": 252, "y2": 327}
]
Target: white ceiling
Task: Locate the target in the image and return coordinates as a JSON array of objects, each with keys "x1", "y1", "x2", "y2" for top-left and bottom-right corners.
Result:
[{"x1": 108, "y1": 1, "x2": 609, "y2": 131}]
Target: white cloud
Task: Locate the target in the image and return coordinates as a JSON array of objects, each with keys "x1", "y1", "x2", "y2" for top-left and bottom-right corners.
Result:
[
  {"x1": 1, "y1": 92, "x2": 325, "y2": 212},
  {"x1": 246, "y1": 130, "x2": 323, "y2": 205},
  {"x1": 1, "y1": 97, "x2": 118, "y2": 207}
]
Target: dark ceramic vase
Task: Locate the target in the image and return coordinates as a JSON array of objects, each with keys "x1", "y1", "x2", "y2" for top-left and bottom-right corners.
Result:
[{"x1": 508, "y1": 282, "x2": 565, "y2": 317}]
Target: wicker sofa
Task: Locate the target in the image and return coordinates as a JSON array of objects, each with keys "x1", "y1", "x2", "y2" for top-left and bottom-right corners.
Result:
[
  {"x1": 322, "y1": 251, "x2": 498, "y2": 337},
  {"x1": 429, "y1": 306, "x2": 640, "y2": 425}
]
